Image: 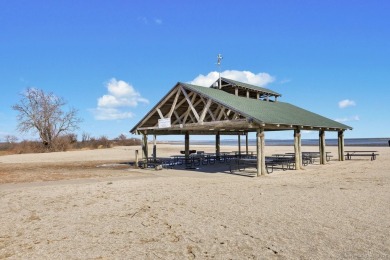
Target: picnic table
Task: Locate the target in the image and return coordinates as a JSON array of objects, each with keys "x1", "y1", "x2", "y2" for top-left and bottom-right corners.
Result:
[
  {"x1": 228, "y1": 156, "x2": 295, "y2": 174},
  {"x1": 273, "y1": 153, "x2": 295, "y2": 158},
  {"x1": 170, "y1": 155, "x2": 202, "y2": 168},
  {"x1": 232, "y1": 151, "x2": 257, "y2": 158},
  {"x1": 139, "y1": 157, "x2": 173, "y2": 169},
  {"x1": 285, "y1": 152, "x2": 333, "y2": 163},
  {"x1": 208, "y1": 152, "x2": 235, "y2": 163},
  {"x1": 345, "y1": 151, "x2": 379, "y2": 161}
]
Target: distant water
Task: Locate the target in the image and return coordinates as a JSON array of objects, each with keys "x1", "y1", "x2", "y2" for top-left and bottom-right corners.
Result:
[{"x1": 186, "y1": 138, "x2": 390, "y2": 147}]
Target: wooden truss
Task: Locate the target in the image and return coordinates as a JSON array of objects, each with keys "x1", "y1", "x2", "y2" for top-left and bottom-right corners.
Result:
[{"x1": 135, "y1": 84, "x2": 253, "y2": 135}]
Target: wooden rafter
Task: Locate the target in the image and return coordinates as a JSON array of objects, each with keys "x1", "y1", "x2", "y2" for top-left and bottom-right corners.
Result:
[
  {"x1": 167, "y1": 88, "x2": 181, "y2": 118},
  {"x1": 182, "y1": 91, "x2": 198, "y2": 123},
  {"x1": 156, "y1": 108, "x2": 164, "y2": 119},
  {"x1": 217, "y1": 106, "x2": 227, "y2": 121},
  {"x1": 208, "y1": 109, "x2": 216, "y2": 121},
  {"x1": 139, "y1": 85, "x2": 182, "y2": 127},
  {"x1": 173, "y1": 111, "x2": 182, "y2": 124},
  {"x1": 199, "y1": 99, "x2": 212, "y2": 123},
  {"x1": 181, "y1": 87, "x2": 200, "y2": 122}
]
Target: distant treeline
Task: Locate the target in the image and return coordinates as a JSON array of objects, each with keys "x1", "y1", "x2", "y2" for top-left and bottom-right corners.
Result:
[{"x1": 0, "y1": 133, "x2": 141, "y2": 155}]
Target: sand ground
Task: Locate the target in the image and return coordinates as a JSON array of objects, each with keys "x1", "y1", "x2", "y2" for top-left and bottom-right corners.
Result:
[{"x1": 0, "y1": 144, "x2": 389, "y2": 259}]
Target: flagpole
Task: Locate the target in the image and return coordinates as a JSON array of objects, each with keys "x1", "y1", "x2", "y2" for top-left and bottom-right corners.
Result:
[{"x1": 217, "y1": 54, "x2": 223, "y2": 89}]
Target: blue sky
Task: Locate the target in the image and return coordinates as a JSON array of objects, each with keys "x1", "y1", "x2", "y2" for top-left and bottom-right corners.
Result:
[{"x1": 1, "y1": 0, "x2": 389, "y2": 142}]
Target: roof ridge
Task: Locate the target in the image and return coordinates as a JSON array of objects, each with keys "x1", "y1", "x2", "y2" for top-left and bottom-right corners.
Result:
[{"x1": 216, "y1": 77, "x2": 281, "y2": 96}]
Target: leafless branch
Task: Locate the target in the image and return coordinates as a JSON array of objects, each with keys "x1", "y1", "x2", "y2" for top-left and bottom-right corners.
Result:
[{"x1": 12, "y1": 88, "x2": 82, "y2": 149}]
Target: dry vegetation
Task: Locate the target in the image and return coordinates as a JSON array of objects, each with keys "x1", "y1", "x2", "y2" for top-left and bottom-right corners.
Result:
[
  {"x1": 0, "y1": 161, "x2": 132, "y2": 184},
  {"x1": 0, "y1": 133, "x2": 141, "y2": 155}
]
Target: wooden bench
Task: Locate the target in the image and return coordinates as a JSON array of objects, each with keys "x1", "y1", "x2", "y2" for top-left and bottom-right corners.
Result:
[{"x1": 345, "y1": 151, "x2": 379, "y2": 161}]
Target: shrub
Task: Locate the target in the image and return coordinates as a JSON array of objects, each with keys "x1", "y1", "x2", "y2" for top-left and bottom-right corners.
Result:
[
  {"x1": 51, "y1": 135, "x2": 73, "y2": 151},
  {"x1": 11, "y1": 140, "x2": 46, "y2": 154}
]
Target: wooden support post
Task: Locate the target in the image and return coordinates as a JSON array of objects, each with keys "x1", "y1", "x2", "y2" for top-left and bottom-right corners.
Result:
[
  {"x1": 153, "y1": 134, "x2": 157, "y2": 162},
  {"x1": 256, "y1": 128, "x2": 266, "y2": 176},
  {"x1": 260, "y1": 129, "x2": 266, "y2": 175},
  {"x1": 142, "y1": 133, "x2": 148, "y2": 168},
  {"x1": 294, "y1": 129, "x2": 302, "y2": 170},
  {"x1": 238, "y1": 134, "x2": 241, "y2": 156},
  {"x1": 256, "y1": 129, "x2": 261, "y2": 177},
  {"x1": 338, "y1": 133, "x2": 341, "y2": 161},
  {"x1": 298, "y1": 128, "x2": 302, "y2": 169},
  {"x1": 135, "y1": 150, "x2": 139, "y2": 169},
  {"x1": 235, "y1": 87, "x2": 238, "y2": 96},
  {"x1": 185, "y1": 132, "x2": 190, "y2": 160},
  {"x1": 142, "y1": 134, "x2": 148, "y2": 159},
  {"x1": 340, "y1": 131, "x2": 345, "y2": 161},
  {"x1": 319, "y1": 130, "x2": 326, "y2": 165},
  {"x1": 216, "y1": 132, "x2": 220, "y2": 157},
  {"x1": 338, "y1": 130, "x2": 345, "y2": 161},
  {"x1": 337, "y1": 132, "x2": 341, "y2": 161},
  {"x1": 245, "y1": 132, "x2": 249, "y2": 156}
]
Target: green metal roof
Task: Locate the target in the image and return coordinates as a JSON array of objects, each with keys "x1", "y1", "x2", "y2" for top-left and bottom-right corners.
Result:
[
  {"x1": 215, "y1": 77, "x2": 282, "y2": 97},
  {"x1": 181, "y1": 83, "x2": 352, "y2": 130}
]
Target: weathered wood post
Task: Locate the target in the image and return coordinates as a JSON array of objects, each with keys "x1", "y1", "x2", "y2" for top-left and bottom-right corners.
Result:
[
  {"x1": 134, "y1": 150, "x2": 139, "y2": 169},
  {"x1": 294, "y1": 128, "x2": 302, "y2": 170},
  {"x1": 256, "y1": 128, "x2": 266, "y2": 176},
  {"x1": 142, "y1": 133, "x2": 148, "y2": 159},
  {"x1": 216, "y1": 132, "x2": 220, "y2": 159},
  {"x1": 338, "y1": 131, "x2": 341, "y2": 161},
  {"x1": 319, "y1": 130, "x2": 326, "y2": 165},
  {"x1": 260, "y1": 128, "x2": 266, "y2": 175},
  {"x1": 185, "y1": 131, "x2": 190, "y2": 160},
  {"x1": 245, "y1": 132, "x2": 249, "y2": 156},
  {"x1": 153, "y1": 134, "x2": 157, "y2": 162},
  {"x1": 142, "y1": 133, "x2": 148, "y2": 168},
  {"x1": 238, "y1": 134, "x2": 241, "y2": 157},
  {"x1": 340, "y1": 131, "x2": 345, "y2": 161},
  {"x1": 298, "y1": 128, "x2": 302, "y2": 169},
  {"x1": 338, "y1": 130, "x2": 345, "y2": 161}
]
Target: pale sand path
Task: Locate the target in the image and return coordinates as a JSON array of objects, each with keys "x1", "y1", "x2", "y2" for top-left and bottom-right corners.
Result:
[{"x1": 0, "y1": 145, "x2": 389, "y2": 259}]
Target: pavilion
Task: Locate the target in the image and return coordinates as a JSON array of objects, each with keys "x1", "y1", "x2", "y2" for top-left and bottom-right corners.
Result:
[{"x1": 130, "y1": 77, "x2": 352, "y2": 176}]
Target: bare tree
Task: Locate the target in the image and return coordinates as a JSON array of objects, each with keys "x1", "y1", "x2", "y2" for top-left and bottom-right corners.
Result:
[
  {"x1": 12, "y1": 88, "x2": 82, "y2": 149},
  {"x1": 5, "y1": 135, "x2": 18, "y2": 143},
  {"x1": 116, "y1": 133, "x2": 127, "y2": 141},
  {"x1": 81, "y1": 132, "x2": 91, "y2": 143}
]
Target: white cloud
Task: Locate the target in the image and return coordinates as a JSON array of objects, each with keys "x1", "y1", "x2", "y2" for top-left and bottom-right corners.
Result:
[
  {"x1": 335, "y1": 115, "x2": 360, "y2": 122},
  {"x1": 338, "y1": 99, "x2": 356, "y2": 108},
  {"x1": 93, "y1": 78, "x2": 148, "y2": 120},
  {"x1": 279, "y1": 79, "x2": 292, "y2": 84},
  {"x1": 138, "y1": 17, "x2": 162, "y2": 25},
  {"x1": 189, "y1": 70, "x2": 275, "y2": 87}
]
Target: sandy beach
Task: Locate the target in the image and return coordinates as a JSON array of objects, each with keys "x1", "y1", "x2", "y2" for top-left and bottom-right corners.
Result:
[{"x1": 0, "y1": 144, "x2": 389, "y2": 259}]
